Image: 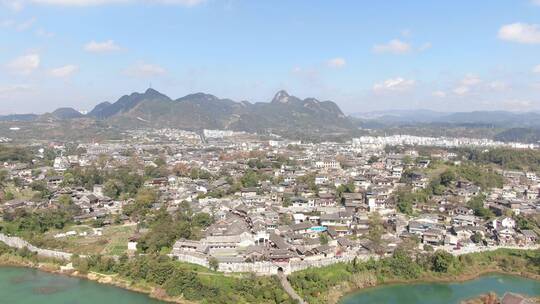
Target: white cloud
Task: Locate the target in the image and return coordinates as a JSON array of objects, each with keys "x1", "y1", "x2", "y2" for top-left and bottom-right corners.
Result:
[
  {"x1": 532, "y1": 0, "x2": 540, "y2": 6},
  {"x1": 151, "y1": 0, "x2": 205, "y2": 6},
  {"x1": 84, "y1": 40, "x2": 121, "y2": 53},
  {"x1": 5, "y1": 0, "x2": 205, "y2": 7},
  {"x1": 32, "y1": 0, "x2": 127, "y2": 5},
  {"x1": 16, "y1": 18, "x2": 36, "y2": 31},
  {"x1": 502, "y1": 99, "x2": 533, "y2": 109},
  {"x1": 451, "y1": 74, "x2": 482, "y2": 96},
  {"x1": 461, "y1": 74, "x2": 482, "y2": 86},
  {"x1": 373, "y1": 77, "x2": 416, "y2": 92},
  {"x1": 0, "y1": 17, "x2": 36, "y2": 31},
  {"x1": 35, "y1": 28, "x2": 55, "y2": 38},
  {"x1": 373, "y1": 39, "x2": 411, "y2": 54},
  {"x1": 453, "y1": 86, "x2": 470, "y2": 96},
  {"x1": 6, "y1": 53, "x2": 40, "y2": 75},
  {"x1": 498, "y1": 22, "x2": 540, "y2": 44},
  {"x1": 533, "y1": 64, "x2": 540, "y2": 74},
  {"x1": 125, "y1": 62, "x2": 166, "y2": 77},
  {"x1": 489, "y1": 81, "x2": 508, "y2": 90},
  {"x1": 49, "y1": 64, "x2": 78, "y2": 77},
  {"x1": 0, "y1": 84, "x2": 31, "y2": 96},
  {"x1": 432, "y1": 90, "x2": 446, "y2": 98},
  {"x1": 1, "y1": 0, "x2": 24, "y2": 11},
  {"x1": 327, "y1": 57, "x2": 346, "y2": 68}
]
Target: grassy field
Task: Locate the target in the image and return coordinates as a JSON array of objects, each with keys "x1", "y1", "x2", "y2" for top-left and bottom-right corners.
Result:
[
  {"x1": 41, "y1": 224, "x2": 137, "y2": 255},
  {"x1": 3, "y1": 184, "x2": 37, "y2": 200}
]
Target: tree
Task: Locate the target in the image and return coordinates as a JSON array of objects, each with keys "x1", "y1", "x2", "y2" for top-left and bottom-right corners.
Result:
[
  {"x1": 388, "y1": 248, "x2": 422, "y2": 279},
  {"x1": 397, "y1": 236, "x2": 420, "y2": 256},
  {"x1": 103, "y1": 180, "x2": 122, "y2": 199},
  {"x1": 208, "y1": 257, "x2": 219, "y2": 271},
  {"x1": 319, "y1": 233, "x2": 329, "y2": 245},
  {"x1": 467, "y1": 194, "x2": 494, "y2": 220},
  {"x1": 336, "y1": 182, "x2": 355, "y2": 200},
  {"x1": 58, "y1": 194, "x2": 72, "y2": 206},
  {"x1": 431, "y1": 250, "x2": 455, "y2": 273},
  {"x1": 367, "y1": 155, "x2": 379, "y2": 164},
  {"x1": 4, "y1": 191, "x2": 14, "y2": 200},
  {"x1": 397, "y1": 200, "x2": 413, "y2": 215},
  {"x1": 240, "y1": 170, "x2": 261, "y2": 187},
  {"x1": 471, "y1": 232, "x2": 483, "y2": 244},
  {"x1": 192, "y1": 213, "x2": 213, "y2": 228},
  {"x1": 172, "y1": 163, "x2": 190, "y2": 177},
  {"x1": 124, "y1": 188, "x2": 158, "y2": 220},
  {"x1": 0, "y1": 170, "x2": 8, "y2": 186},
  {"x1": 368, "y1": 212, "x2": 384, "y2": 255},
  {"x1": 440, "y1": 169, "x2": 456, "y2": 187}
]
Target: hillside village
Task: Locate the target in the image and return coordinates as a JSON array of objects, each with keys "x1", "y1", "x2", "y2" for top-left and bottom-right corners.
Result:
[{"x1": 0, "y1": 128, "x2": 539, "y2": 275}]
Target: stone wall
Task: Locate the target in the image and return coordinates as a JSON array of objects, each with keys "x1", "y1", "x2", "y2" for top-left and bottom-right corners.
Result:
[
  {"x1": 172, "y1": 253, "x2": 209, "y2": 268},
  {"x1": 0, "y1": 233, "x2": 72, "y2": 261},
  {"x1": 173, "y1": 250, "x2": 377, "y2": 275}
]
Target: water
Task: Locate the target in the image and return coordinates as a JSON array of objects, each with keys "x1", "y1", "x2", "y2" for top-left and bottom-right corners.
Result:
[
  {"x1": 0, "y1": 266, "x2": 164, "y2": 304},
  {"x1": 2, "y1": 268, "x2": 538, "y2": 304},
  {"x1": 341, "y1": 274, "x2": 540, "y2": 304}
]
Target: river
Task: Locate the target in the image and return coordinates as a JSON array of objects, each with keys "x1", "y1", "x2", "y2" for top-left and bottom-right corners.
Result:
[
  {"x1": 340, "y1": 274, "x2": 540, "y2": 304},
  {"x1": 1, "y1": 267, "x2": 539, "y2": 304},
  {"x1": 0, "y1": 266, "x2": 164, "y2": 303}
]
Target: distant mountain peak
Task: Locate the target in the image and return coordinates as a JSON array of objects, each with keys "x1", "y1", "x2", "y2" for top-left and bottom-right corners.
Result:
[
  {"x1": 51, "y1": 107, "x2": 83, "y2": 119},
  {"x1": 181, "y1": 92, "x2": 218, "y2": 101},
  {"x1": 272, "y1": 90, "x2": 291, "y2": 103},
  {"x1": 145, "y1": 88, "x2": 159, "y2": 94},
  {"x1": 79, "y1": 88, "x2": 354, "y2": 136},
  {"x1": 304, "y1": 97, "x2": 320, "y2": 104},
  {"x1": 142, "y1": 88, "x2": 170, "y2": 100}
]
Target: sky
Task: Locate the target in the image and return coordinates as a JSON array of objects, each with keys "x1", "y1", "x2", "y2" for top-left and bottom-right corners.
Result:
[{"x1": 1, "y1": 0, "x2": 540, "y2": 114}]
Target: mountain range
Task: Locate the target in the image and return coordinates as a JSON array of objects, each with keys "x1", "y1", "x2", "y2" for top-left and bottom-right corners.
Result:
[
  {"x1": 352, "y1": 109, "x2": 540, "y2": 127},
  {"x1": 3, "y1": 91, "x2": 540, "y2": 142},
  {"x1": 0, "y1": 89, "x2": 354, "y2": 137}
]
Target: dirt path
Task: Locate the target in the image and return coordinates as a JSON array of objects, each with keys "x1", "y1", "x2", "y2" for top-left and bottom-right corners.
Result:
[{"x1": 277, "y1": 270, "x2": 307, "y2": 304}]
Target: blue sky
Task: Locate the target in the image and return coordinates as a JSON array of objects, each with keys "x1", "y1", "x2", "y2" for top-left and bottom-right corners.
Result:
[{"x1": 1, "y1": 0, "x2": 540, "y2": 114}]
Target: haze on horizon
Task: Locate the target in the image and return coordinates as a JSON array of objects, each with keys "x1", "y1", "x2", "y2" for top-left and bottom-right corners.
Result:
[{"x1": 1, "y1": 0, "x2": 540, "y2": 115}]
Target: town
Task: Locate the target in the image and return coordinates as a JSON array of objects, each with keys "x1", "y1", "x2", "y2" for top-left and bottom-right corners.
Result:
[{"x1": 0, "y1": 128, "x2": 538, "y2": 279}]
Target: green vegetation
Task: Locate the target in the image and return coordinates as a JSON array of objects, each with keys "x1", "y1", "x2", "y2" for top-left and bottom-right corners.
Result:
[
  {"x1": 1, "y1": 208, "x2": 75, "y2": 236},
  {"x1": 395, "y1": 161, "x2": 504, "y2": 217},
  {"x1": 367, "y1": 212, "x2": 384, "y2": 254},
  {"x1": 455, "y1": 165, "x2": 503, "y2": 189},
  {"x1": 240, "y1": 169, "x2": 269, "y2": 188},
  {"x1": 136, "y1": 203, "x2": 213, "y2": 253},
  {"x1": 289, "y1": 249, "x2": 540, "y2": 304},
  {"x1": 467, "y1": 194, "x2": 495, "y2": 220},
  {"x1": 0, "y1": 145, "x2": 33, "y2": 163},
  {"x1": 0, "y1": 238, "x2": 295, "y2": 304},
  {"x1": 395, "y1": 189, "x2": 428, "y2": 216},
  {"x1": 70, "y1": 254, "x2": 295, "y2": 304},
  {"x1": 42, "y1": 224, "x2": 136, "y2": 256},
  {"x1": 65, "y1": 166, "x2": 144, "y2": 198},
  {"x1": 462, "y1": 147, "x2": 540, "y2": 172}
]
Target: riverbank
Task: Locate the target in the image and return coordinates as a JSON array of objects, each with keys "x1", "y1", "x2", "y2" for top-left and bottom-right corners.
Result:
[
  {"x1": 339, "y1": 274, "x2": 540, "y2": 304},
  {"x1": 289, "y1": 248, "x2": 540, "y2": 304},
  {"x1": 0, "y1": 253, "x2": 185, "y2": 303},
  {"x1": 2, "y1": 243, "x2": 539, "y2": 304},
  {"x1": 337, "y1": 270, "x2": 540, "y2": 304},
  {"x1": 0, "y1": 246, "x2": 295, "y2": 304}
]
